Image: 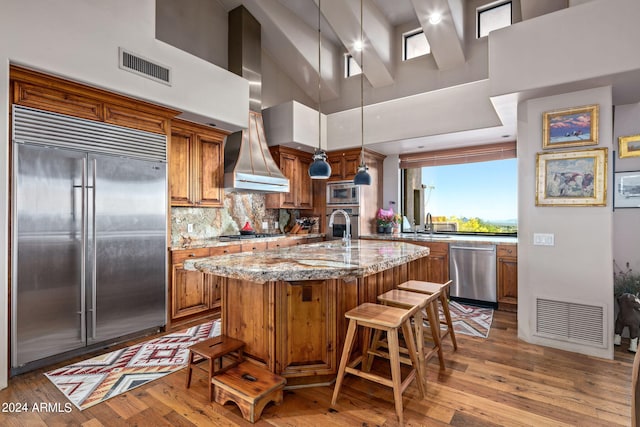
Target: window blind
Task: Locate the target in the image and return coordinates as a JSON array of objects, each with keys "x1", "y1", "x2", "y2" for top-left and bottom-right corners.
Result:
[{"x1": 399, "y1": 141, "x2": 516, "y2": 169}]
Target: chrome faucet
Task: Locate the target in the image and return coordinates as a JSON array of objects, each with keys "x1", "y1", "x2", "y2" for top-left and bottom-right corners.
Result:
[
  {"x1": 426, "y1": 212, "x2": 433, "y2": 236},
  {"x1": 328, "y1": 209, "x2": 351, "y2": 246}
]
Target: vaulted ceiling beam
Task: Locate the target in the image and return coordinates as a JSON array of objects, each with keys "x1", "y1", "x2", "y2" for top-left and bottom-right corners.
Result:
[
  {"x1": 320, "y1": 0, "x2": 394, "y2": 88},
  {"x1": 410, "y1": 0, "x2": 465, "y2": 70}
]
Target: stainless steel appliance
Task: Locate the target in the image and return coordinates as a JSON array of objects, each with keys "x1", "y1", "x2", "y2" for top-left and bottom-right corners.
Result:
[
  {"x1": 449, "y1": 242, "x2": 497, "y2": 304},
  {"x1": 326, "y1": 207, "x2": 360, "y2": 240},
  {"x1": 11, "y1": 105, "x2": 167, "y2": 373},
  {"x1": 327, "y1": 180, "x2": 360, "y2": 206}
]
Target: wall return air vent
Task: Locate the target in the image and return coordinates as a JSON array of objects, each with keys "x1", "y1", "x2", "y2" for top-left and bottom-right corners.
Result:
[
  {"x1": 118, "y1": 48, "x2": 171, "y2": 85},
  {"x1": 535, "y1": 297, "x2": 605, "y2": 348}
]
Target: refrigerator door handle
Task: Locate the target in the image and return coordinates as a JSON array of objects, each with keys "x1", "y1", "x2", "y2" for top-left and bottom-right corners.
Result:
[
  {"x1": 79, "y1": 158, "x2": 87, "y2": 341},
  {"x1": 90, "y1": 158, "x2": 97, "y2": 340}
]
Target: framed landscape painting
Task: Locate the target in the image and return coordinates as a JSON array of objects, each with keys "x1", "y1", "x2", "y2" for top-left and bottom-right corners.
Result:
[
  {"x1": 614, "y1": 171, "x2": 640, "y2": 208},
  {"x1": 618, "y1": 134, "x2": 640, "y2": 158},
  {"x1": 535, "y1": 148, "x2": 607, "y2": 206},
  {"x1": 542, "y1": 104, "x2": 599, "y2": 149}
]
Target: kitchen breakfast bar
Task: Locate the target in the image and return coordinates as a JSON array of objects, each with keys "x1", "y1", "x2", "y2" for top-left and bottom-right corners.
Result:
[{"x1": 184, "y1": 240, "x2": 430, "y2": 386}]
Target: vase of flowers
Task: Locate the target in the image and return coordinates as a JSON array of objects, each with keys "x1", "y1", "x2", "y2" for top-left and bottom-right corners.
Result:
[{"x1": 376, "y1": 207, "x2": 401, "y2": 234}]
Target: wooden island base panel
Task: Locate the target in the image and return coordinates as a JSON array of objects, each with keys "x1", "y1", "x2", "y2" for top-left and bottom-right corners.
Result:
[{"x1": 183, "y1": 240, "x2": 431, "y2": 386}]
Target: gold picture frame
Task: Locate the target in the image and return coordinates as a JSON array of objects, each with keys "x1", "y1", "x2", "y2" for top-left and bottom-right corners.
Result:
[
  {"x1": 542, "y1": 104, "x2": 599, "y2": 149},
  {"x1": 535, "y1": 148, "x2": 607, "y2": 206},
  {"x1": 618, "y1": 134, "x2": 640, "y2": 158}
]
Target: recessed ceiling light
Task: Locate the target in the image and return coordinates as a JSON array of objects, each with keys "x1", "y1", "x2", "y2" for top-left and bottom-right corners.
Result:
[
  {"x1": 429, "y1": 13, "x2": 442, "y2": 25},
  {"x1": 354, "y1": 40, "x2": 363, "y2": 52}
]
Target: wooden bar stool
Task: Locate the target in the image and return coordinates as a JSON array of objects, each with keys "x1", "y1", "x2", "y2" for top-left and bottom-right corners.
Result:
[
  {"x1": 376, "y1": 288, "x2": 445, "y2": 376},
  {"x1": 331, "y1": 302, "x2": 424, "y2": 425},
  {"x1": 398, "y1": 280, "x2": 458, "y2": 351}
]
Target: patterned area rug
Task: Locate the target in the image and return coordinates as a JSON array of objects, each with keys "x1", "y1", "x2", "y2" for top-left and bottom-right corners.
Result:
[
  {"x1": 433, "y1": 301, "x2": 494, "y2": 338},
  {"x1": 45, "y1": 319, "x2": 221, "y2": 410}
]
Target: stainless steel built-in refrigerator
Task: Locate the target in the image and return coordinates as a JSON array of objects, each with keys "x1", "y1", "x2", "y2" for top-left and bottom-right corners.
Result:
[{"x1": 11, "y1": 106, "x2": 167, "y2": 373}]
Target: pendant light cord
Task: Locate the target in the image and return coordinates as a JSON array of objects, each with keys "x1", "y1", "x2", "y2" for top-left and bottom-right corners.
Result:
[
  {"x1": 318, "y1": 0, "x2": 322, "y2": 151},
  {"x1": 360, "y1": 0, "x2": 365, "y2": 165}
]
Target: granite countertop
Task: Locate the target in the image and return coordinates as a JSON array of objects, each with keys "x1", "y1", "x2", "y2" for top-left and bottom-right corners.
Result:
[
  {"x1": 360, "y1": 233, "x2": 518, "y2": 245},
  {"x1": 172, "y1": 233, "x2": 325, "y2": 250},
  {"x1": 183, "y1": 240, "x2": 430, "y2": 283}
]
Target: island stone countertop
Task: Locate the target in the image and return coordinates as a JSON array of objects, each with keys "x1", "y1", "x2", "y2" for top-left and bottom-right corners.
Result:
[{"x1": 183, "y1": 240, "x2": 430, "y2": 283}]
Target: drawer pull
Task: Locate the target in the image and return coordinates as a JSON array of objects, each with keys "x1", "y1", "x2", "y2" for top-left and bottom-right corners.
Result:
[{"x1": 189, "y1": 253, "x2": 196, "y2": 257}]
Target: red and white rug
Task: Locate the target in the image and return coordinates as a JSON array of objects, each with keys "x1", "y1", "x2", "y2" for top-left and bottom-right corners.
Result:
[
  {"x1": 431, "y1": 301, "x2": 494, "y2": 339},
  {"x1": 45, "y1": 319, "x2": 220, "y2": 410}
]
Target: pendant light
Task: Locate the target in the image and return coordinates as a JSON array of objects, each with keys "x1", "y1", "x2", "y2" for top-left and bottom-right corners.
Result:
[
  {"x1": 308, "y1": 0, "x2": 332, "y2": 179},
  {"x1": 353, "y1": 0, "x2": 371, "y2": 186}
]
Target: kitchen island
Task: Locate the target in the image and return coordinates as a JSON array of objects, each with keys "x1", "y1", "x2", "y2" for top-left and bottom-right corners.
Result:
[{"x1": 184, "y1": 240, "x2": 430, "y2": 386}]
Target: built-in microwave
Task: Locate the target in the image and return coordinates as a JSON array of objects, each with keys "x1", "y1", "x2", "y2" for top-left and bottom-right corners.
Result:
[{"x1": 327, "y1": 180, "x2": 360, "y2": 206}]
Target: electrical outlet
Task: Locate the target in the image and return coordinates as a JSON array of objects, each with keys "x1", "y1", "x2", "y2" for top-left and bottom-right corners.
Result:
[
  {"x1": 262, "y1": 221, "x2": 269, "y2": 230},
  {"x1": 187, "y1": 223, "x2": 194, "y2": 233},
  {"x1": 533, "y1": 233, "x2": 554, "y2": 246}
]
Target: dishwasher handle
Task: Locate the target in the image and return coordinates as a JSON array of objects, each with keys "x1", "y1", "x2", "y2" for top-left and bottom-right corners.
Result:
[{"x1": 450, "y1": 245, "x2": 495, "y2": 252}]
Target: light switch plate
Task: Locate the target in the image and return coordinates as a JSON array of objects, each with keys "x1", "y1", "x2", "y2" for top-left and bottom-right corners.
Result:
[
  {"x1": 187, "y1": 223, "x2": 194, "y2": 233},
  {"x1": 533, "y1": 233, "x2": 554, "y2": 246},
  {"x1": 262, "y1": 221, "x2": 269, "y2": 230}
]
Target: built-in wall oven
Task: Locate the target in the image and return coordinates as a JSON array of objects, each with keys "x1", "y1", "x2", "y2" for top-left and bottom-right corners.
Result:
[
  {"x1": 326, "y1": 206, "x2": 360, "y2": 240},
  {"x1": 327, "y1": 180, "x2": 360, "y2": 206}
]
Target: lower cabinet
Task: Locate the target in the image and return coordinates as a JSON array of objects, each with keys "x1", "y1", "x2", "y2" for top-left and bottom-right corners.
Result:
[
  {"x1": 497, "y1": 244, "x2": 518, "y2": 312},
  {"x1": 169, "y1": 236, "x2": 325, "y2": 326},
  {"x1": 363, "y1": 238, "x2": 449, "y2": 283},
  {"x1": 169, "y1": 245, "x2": 240, "y2": 325}
]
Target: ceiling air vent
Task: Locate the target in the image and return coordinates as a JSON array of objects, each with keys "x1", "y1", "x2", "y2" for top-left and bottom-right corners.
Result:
[
  {"x1": 118, "y1": 48, "x2": 171, "y2": 86},
  {"x1": 535, "y1": 297, "x2": 605, "y2": 348}
]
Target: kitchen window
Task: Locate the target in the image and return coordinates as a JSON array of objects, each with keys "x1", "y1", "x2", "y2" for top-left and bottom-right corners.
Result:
[
  {"x1": 477, "y1": 1, "x2": 512, "y2": 38},
  {"x1": 403, "y1": 29, "x2": 430, "y2": 60},
  {"x1": 344, "y1": 54, "x2": 362, "y2": 78},
  {"x1": 400, "y1": 142, "x2": 517, "y2": 235}
]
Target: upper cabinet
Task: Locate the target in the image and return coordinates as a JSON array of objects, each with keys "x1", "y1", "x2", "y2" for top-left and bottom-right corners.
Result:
[
  {"x1": 10, "y1": 66, "x2": 178, "y2": 135},
  {"x1": 170, "y1": 119, "x2": 228, "y2": 207},
  {"x1": 265, "y1": 146, "x2": 313, "y2": 209},
  {"x1": 327, "y1": 149, "x2": 361, "y2": 181},
  {"x1": 327, "y1": 148, "x2": 384, "y2": 182}
]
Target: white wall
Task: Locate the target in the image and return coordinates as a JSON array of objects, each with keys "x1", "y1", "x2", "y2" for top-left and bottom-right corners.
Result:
[
  {"x1": 156, "y1": 0, "x2": 229, "y2": 69},
  {"x1": 517, "y1": 86, "x2": 613, "y2": 359},
  {"x1": 490, "y1": 0, "x2": 640, "y2": 97},
  {"x1": 612, "y1": 103, "x2": 640, "y2": 272},
  {"x1": 0, "y1": 0, "x2": 250, "y2": 390}
]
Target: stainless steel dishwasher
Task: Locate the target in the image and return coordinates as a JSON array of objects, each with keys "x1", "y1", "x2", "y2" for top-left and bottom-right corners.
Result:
[{"x1": 449, "y1": 242, "x2": 497, "y2": 304}]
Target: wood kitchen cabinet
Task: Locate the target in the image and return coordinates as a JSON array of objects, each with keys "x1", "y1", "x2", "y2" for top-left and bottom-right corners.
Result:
[
  {"x1": 169, "y1": 245, "x2": 241, "y2": 325},
  {"x1": 497, "y1": 244, "x2": 518, "y2": 312},
  {"x1": 169, "y1": 119, "x2": 227, "y2": 207},
  {"x1": 265, "y1": 146, "x2": 313, "y2": 209},
  {"x1": 326, "y1": 148, "x2": 382, "y2": 181},
  {"x1": 10, "y1": 65, "x2": 178, "y2": 134}
]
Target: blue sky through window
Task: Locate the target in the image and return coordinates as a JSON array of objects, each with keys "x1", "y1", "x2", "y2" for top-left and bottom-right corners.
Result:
[{"x1": 421, "y1": 158, "x2": 517, "y2": 223}]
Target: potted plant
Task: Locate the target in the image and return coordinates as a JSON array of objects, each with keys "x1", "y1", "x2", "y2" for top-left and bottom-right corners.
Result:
[
  {"x1": 614, "y1": 261, "x2": 640, "y2": 297},
  {"x1": 376, "y1": 209, "x2": 401, "y2": 234}
]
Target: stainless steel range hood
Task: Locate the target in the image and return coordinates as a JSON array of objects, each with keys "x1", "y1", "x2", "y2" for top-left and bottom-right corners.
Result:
[{"x1": 224, "y1": 6, "x2": 289, "y2": 193}]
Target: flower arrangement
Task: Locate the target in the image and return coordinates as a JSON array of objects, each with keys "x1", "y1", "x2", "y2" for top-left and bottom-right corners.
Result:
[{"x1": 376, "y1": 208, "x2": 401, "y2": 227}]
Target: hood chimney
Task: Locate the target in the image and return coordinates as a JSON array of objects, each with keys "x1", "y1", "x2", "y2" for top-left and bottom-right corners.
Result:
[{"x1": 224, "y1": 6, "x2": 289, "y2": 193}]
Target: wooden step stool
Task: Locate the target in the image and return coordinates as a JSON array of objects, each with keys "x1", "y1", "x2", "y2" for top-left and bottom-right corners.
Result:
[
  {"x1": 185, "y1": 335, "x2": 245, "y2": 401},
  {"x1": 211, "y1": 361, "x2": 286, "y2": 423}
]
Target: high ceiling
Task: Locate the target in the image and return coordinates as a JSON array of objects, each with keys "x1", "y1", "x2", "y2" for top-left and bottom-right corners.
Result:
[{"x1": 212, "y1": 0, "x2": 575, "y2": 155}]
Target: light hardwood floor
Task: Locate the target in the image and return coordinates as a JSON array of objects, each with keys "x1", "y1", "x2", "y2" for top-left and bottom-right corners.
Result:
[{"x1": 0, "y1": 311, "x2": 634, "y2": 426}]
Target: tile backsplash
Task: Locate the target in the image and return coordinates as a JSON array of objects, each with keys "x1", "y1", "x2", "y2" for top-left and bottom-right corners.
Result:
[{"x1": 171, "y1": 193, "x2": 280, "y2": 246}]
